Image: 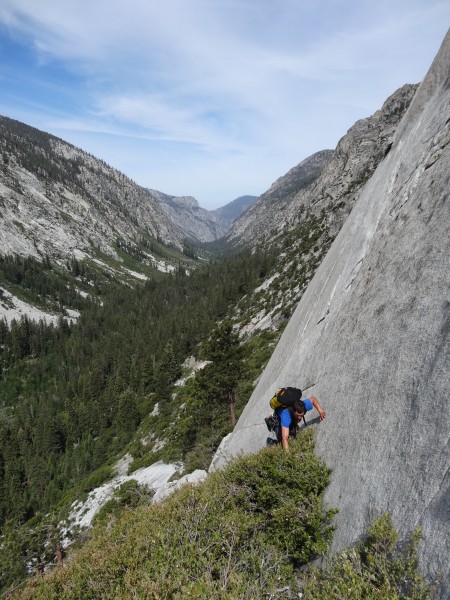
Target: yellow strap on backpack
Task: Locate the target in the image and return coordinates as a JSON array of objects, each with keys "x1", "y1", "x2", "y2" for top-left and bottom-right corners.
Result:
[{"x1": 269, "y1": 388, "x2": 285, "y2": 410}]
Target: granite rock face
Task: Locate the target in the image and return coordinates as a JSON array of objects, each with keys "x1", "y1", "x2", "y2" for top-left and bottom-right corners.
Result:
[{"x1": 212, "y1": 30, "x2": 450, "y2": 597}]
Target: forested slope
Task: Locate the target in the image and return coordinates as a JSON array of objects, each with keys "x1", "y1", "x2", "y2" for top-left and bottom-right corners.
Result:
[{"x1": 0, "y1": 248, "x2": 276, "y2": 590}]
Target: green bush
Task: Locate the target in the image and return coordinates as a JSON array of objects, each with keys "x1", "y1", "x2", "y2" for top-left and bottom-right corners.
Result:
[
  {"x1": 223, "y1": 432, "x2": 335, "y2": 563},
  {"x1": 302, "y1": 513, "x2": 433, "y2": 599},
  {"x1": 78, "y1": 465, "x2": 113, "y2": 493},
  {"x1": 15, "y1": 431, "x2": 334, "y2": 599},
  {"x1": 13, "y1": 439, "x2": 432, "y2": 599}
]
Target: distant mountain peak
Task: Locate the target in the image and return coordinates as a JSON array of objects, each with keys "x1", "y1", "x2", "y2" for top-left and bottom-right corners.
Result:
[
  {"x1": 148, "y1": 192, "x2": 200, "y2": 211},
  {"x1": 154, "y1": 192, "x2": 258, "y2": 243}
]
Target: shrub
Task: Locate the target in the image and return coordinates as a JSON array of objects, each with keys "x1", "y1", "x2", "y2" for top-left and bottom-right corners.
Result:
[
  {"x1": 15, "y1": 431, "x2": 334, "y2": 599},
  {"x1": 301, "y1": 513, "x2": 433, "y2": 599},
  {"x1": 78, "y1": 465, "x2": 113, "y2": 493},
  {"x1": 223, "y1": 431, "x2": 335, "y2": 563}
]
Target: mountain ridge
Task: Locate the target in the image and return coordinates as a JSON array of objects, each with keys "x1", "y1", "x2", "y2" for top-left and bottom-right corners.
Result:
[
  {"x1": 151, "y1": 189, "x2": 257, "y2": 242},
  {"x1": 227, "y1": 84, "x2": 418, "y2": 244},
  {"x1": 0, "y1": 116, "x2": 186, "y2": 260}
]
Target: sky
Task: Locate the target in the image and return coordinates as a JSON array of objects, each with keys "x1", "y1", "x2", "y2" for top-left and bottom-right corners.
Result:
[{"x1": 0, "y1": 2, "x2": 449, "y2": 210}]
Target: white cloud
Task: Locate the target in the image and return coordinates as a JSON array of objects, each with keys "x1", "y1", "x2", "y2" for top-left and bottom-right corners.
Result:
[{"x1": 0, "y1": 1, "x2": 449, "y2": 207}]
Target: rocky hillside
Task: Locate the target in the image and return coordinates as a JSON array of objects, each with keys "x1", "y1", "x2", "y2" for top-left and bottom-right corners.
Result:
[
  {"x1": 151, "y1": 191, "x2": 257, "y2": 243},
  {"x1": 228, "y1": 84, "x2": 418, "y2": 244},
  {"x1": 228, "y1": 149, "x2": 333, "y2": 242},
  {"x1": 0, "y1": 117, "x2": 190, "y2": 274},
  {"x1": 213, "y1": 29, "x2": 450, "y2": 600},
  {"x1": 226, "y1": 84, "x2": 418, "y2": 336}
]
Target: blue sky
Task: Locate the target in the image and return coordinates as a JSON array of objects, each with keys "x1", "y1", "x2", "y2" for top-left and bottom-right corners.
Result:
[{"x1": 0, "y1": 1, "x2": 448, "y2": 209}]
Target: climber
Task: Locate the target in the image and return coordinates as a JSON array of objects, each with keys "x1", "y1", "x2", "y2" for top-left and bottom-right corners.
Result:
[{"x1": 272, "y1": 396, "x2": 326, "y2": 452}]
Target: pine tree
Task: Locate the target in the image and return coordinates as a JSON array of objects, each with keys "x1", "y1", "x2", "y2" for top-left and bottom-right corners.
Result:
[
  {"x1": 197, "y1": 321, "x2": 244, "y2": 426},
  {"x1": 116, "y1": 390, "x2": 140, "y2": 436}
]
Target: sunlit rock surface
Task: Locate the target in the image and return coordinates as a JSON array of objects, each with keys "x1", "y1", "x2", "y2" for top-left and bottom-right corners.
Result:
[{"x1": 212, "y1": 29, "x2": 450, "y2": 598}]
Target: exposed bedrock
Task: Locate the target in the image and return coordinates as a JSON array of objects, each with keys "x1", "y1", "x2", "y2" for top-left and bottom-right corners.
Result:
[{"x1": 212, "y1": 29, "x2": 450, "y2": 597}]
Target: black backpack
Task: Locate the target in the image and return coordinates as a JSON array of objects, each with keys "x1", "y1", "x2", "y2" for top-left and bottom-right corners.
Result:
[{"x1": 269, "y1": 387, "x2": 302, "y2": 410}]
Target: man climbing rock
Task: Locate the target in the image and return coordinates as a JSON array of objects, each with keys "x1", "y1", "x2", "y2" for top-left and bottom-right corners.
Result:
[{"x1": 269, "y1": 394, "x2": 326, "y2": 451}]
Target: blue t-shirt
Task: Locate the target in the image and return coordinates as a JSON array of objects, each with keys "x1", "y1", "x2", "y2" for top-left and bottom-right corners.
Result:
[{"x1": 275, "y1": 398, "x2": 313, "y2": 428}]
